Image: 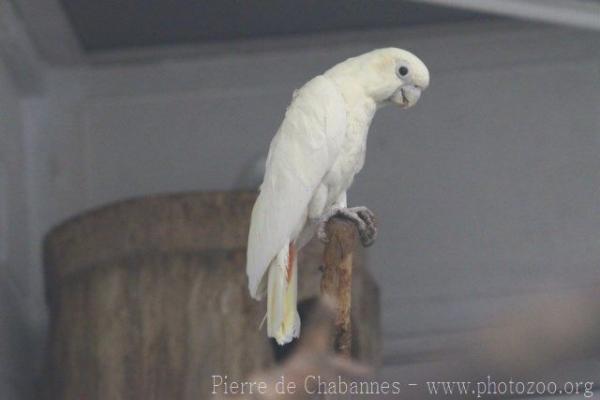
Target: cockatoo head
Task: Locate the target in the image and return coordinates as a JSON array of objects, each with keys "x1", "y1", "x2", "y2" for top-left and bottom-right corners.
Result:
[{"x1": 327, "y1": 48, "x2": 430, "y2": 109}]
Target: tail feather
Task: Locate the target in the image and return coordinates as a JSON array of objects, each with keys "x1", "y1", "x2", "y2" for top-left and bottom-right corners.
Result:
[{"x1": 266, "y1": 242, "x2": 300, "y2": 345}]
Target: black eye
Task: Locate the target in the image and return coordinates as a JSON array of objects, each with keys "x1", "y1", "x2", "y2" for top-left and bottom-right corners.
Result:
[{"x1": 398, "y1": 66, "x2": 409, "y2": 77}]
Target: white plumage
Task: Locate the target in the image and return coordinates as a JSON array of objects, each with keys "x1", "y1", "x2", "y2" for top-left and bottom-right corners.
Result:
[{"x1": 247, "y1": 48, "x2": 430, "y2": 345}]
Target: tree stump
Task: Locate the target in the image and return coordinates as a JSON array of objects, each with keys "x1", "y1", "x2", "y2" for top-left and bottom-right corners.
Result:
[{"x1": 43, "y1": 192, "x2": 380, "y2": 400}]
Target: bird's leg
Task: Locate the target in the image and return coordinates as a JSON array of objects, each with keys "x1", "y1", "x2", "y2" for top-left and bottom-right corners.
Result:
[{"x1": 317, "y1": 206, "x2": 377, "y2": 247}]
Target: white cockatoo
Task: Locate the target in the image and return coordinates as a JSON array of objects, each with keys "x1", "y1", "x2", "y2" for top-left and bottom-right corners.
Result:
[{"x1": 247, "y1": 48, "x2": 430, "y2": 345}]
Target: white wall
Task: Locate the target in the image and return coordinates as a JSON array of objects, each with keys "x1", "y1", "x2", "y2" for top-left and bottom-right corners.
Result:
[
  {"x1": 8, "y1": 20, "x2": 600, "y2": 395},
  {"x1": 0, "y1": 2, "x2": 48, "y2": 396},
  {"x1": 0, "y1": 55, "x2": 40, "y2": 400}
]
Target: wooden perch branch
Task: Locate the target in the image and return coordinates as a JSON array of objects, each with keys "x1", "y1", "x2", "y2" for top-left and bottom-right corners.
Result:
[{"x1": 320, "y1": 217, "x2": 359, "y2": 357}]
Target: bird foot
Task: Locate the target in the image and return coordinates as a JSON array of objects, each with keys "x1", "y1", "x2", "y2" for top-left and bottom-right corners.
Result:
[{"x1": 317, "y1": 206, "x2": 377, "y2": 247}]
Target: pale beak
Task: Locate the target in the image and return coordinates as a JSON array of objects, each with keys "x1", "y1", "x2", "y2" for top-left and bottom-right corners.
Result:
[{"x1": 391, "y1": 85, "x2": 422, "y2": 109}]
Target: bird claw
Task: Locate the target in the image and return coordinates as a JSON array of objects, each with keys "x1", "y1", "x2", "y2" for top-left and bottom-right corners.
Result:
[
  {"x1": 317, "y1": 206, "x2": 377, "y2": 247},
  {"x1": 353, "y1": 207, "x2": 377, "y2": 247}
]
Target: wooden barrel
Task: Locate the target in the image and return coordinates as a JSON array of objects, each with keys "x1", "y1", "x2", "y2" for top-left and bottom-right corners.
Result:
[{"x1": 43, "y1": 191, "x2": 380, "y2": 400}]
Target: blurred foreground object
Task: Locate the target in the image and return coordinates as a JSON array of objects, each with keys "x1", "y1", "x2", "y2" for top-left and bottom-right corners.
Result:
[
  {"x1": 43, "y1": 192, "x2": 380, "y2": 400},
  {"x1": 217, "y1": 298, "x2": 374, "y2": 399},
  {"x1": 473, "y1": 289, "x2": 600, "y2": 377},
  {"x1": 382, "y1": 288, "x2": 600, "y2": 399}
]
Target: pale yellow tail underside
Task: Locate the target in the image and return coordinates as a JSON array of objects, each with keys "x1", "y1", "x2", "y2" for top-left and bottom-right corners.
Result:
[{"x1": 266, "y1": 244, "x2": 300, "y2": 345}]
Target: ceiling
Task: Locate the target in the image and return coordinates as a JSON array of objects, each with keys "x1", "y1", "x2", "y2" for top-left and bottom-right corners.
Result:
[
  {"x1": 7, "y1": 0, "x2": 598, "y2": 65},
  {"x1": 57, "y1": 0, "x2": 489, "y2": 52}
]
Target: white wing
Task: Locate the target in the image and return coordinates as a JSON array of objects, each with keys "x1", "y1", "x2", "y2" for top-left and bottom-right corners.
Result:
[{"x1": 246, "y1": 75, "x2": 347, "y2": 299}]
